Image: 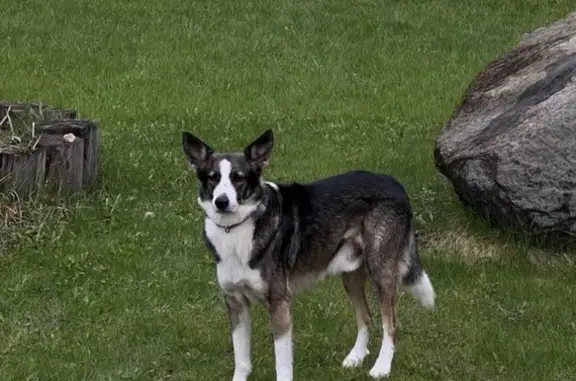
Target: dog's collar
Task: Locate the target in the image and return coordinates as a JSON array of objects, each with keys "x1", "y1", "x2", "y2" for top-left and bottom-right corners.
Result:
[{"x1": 209, "y1": 214, "x2": 252, "y2": 233}]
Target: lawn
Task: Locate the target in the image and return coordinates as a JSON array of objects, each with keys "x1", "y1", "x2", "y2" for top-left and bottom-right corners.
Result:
[{"x1": 1, "y1": 0, "x2": 576, "y2": 380}]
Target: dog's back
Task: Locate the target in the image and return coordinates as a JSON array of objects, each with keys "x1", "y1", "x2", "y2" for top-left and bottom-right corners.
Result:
[
  {"x1": 307, "y1": 169, "x2": 410, "y2": 202},
  {"x1": 275, "y1": 170, "x2": 414, "y2": 278}
]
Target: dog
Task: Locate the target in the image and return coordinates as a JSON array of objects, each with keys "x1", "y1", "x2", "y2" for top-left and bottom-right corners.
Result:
[{"x1": 182, "y1": 129, "x2": 435, "y2": 381}]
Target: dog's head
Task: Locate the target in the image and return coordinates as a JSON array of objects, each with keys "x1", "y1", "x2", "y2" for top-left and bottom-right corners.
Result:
[{"x1": 182, "y1": 129, "x2": 274, "y2": 224}]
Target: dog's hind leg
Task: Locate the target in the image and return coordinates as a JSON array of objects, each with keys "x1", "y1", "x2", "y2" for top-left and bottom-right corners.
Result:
[
  {"x1": 368, "y1": 272, "x2": 398, "y2": 379},
  {"x1": 363, "y1": 214, "x2": 407, "y2": 379},
  {"x1": 341, "y1": 266, "x2": 373, "y2": 368}
]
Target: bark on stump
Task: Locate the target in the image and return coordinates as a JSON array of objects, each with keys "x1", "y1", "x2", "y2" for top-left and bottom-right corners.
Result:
[{"x1": 39, "y1": 120, "x2": 99, "y2": 188}]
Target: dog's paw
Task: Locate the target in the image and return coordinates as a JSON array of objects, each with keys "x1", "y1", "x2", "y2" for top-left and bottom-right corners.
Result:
[
  {"x1": 368, "y1": 364, "x2": 391, "y2": 379},
  {"x1": 231, "y1": 368, "x2": 251, "y2": 381},
  {"x1": 342, "y1": 349, "x2": 369, "y2": 368}
]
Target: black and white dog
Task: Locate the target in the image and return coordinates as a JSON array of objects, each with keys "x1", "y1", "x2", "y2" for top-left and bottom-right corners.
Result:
[{"x1": 182, "y1": 129, "x2": 435, "y2": 380}]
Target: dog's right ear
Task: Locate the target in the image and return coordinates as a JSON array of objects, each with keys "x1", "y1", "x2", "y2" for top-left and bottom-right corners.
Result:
[{"x1": 182, "y1": 131, "x2": 213, "y2": 171}]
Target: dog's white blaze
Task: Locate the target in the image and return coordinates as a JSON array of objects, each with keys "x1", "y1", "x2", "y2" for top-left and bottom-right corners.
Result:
[
  {"x1": 213, "y1": 159, "x2": 238, "y2": 211},
  {"x1": 231, "y1": 307, "x2": 252, "y2": 381},
  {"x1": 274, "y1": 330, "x2": 293, "y2": 381},
  {"x1": 404, "y1": 272, "x2": 435, "y2": 310},
  {"x1": 342, "y1": 325, "x2": 370, "y2": 368},
  {"x1": 205, "y1": 218, "x2": 267, "y2": 301},
  {"x1": 369, "y1": 322, "x2": 395, "y2": 379}
]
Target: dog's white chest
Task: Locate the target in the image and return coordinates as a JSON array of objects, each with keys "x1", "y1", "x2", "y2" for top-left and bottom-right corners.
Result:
[{"x1": 205, "y1": 219, "x2": 267, "y2": 301}]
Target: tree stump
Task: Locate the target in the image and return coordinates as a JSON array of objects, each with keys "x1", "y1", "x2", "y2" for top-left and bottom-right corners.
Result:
[
  {"x1": 39, "y1": 120, "x2": 99, "y2": 188},
  {"x1": 37, "y1": 133, "x2": 85, "y2": 195},
  {"x1": 0, "y1": 148, "x2": 46, "y2": 195},
  {"x1": 0, "y1": 101, "x2": 99, "y2": 198}
]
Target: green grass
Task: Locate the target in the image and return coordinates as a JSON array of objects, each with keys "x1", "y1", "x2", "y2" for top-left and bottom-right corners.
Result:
[{"x1": 1, "y1": 0, "x2": 575, "y2": 380}]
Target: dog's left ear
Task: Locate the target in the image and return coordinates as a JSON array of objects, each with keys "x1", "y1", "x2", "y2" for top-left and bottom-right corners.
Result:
[{"x1": 244, "y1": 129, "x2": 274, "y2": 168}]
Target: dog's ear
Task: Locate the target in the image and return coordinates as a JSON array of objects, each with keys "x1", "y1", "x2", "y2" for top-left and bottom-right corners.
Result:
[
  {"x1": 244, "y1": 129, "x2": 274, "y2": 168},
  {"x1": 182, "y1": 131, "x2": 213, "y2": 171}
]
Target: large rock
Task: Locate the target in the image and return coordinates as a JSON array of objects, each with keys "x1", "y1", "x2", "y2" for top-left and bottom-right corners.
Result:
[{"x1": 435, "y1": 13, "x2": 576, "y2": 236}]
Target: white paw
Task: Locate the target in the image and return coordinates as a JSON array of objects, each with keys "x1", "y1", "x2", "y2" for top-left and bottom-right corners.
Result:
[
  {"x1": 231, "y1": 368, "x2": 251, "y2": 381},
  {"x1": 422, "y1": 297, "x2": 436, "y2": 310},
  {"x1": 342, "y1": 349, "x2": 369, "y2": 368},
  {"x1": 368, "y1": 364, "x2": 391, "y2": 379}
]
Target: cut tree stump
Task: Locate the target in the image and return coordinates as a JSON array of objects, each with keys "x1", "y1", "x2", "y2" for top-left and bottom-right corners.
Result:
[
  {"x1": 0, "y1": 101, "x2": 99, "y2": 198},
  {"x1": 0, "y1": 148, "x2": 46, "y2": 195},
  {"x1": 38, "y1": 133, "x2": 85, "y2": 195},
  {"x1": 39, "y1": 120, "x2": 99, "y2": 188}
]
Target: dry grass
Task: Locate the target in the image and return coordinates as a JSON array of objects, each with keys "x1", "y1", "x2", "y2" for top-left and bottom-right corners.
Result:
[
  {"x1": 0, "y1": 101, "x2": 75, "y2": 154},
  {"x1": 0, "y1": 192, "x2": 69, "y2": 256},
  {"x1": 0, "y1": 103, "x2": 42, "y2": 154},
  {"x1": 422, "y1": 227, "x2": 507, "y2": 261},
  {"x1": 421, "y1": 225, "x2": 576, "y2": 266}
]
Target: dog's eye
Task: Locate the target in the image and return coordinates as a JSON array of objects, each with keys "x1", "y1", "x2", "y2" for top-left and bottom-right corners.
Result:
[
  {"x1": 231, "y1": 172, "x2": 246, "y2": 182},
  {"x1": 207, "y1": 172, "x2": 220, "y2": 182}
]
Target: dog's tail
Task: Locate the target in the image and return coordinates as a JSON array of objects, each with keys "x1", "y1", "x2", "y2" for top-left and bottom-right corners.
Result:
[{"x1": 401, "y1": 229, "x2": 436, "y2": 310}]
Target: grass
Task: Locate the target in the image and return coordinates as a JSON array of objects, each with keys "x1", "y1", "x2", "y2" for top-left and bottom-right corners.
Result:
[{"x1": 1, "y1": 0, "x2": 575, "y2": 380}]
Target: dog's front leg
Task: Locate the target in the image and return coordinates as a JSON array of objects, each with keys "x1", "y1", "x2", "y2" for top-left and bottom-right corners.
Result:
[
  {"x1": 225, "y1": 294, "x2": 252, "y2": 381},
  {"x1": 269, "y1": 299, "x2": 293, "y2": 381}
]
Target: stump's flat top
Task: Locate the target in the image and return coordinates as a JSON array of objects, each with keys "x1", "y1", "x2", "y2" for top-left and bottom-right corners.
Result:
[{"x1": 0, "y1": 101, "x2": 76, "y2": 155}]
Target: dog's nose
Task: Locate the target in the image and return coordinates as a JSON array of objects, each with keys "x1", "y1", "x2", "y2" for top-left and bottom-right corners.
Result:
[{"x1": 214, "y1": 194, "x2": 230, "y2": 212}]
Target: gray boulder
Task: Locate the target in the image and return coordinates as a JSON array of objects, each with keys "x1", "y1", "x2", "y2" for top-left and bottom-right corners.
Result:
[{"x1": 434, "y1": 13, "x2": 576, "y2": 236}]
